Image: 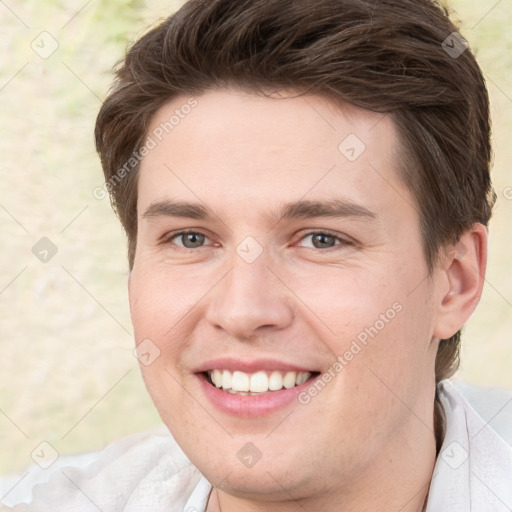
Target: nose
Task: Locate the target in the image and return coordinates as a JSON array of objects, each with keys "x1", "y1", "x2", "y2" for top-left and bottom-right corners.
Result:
[{"x1": 205, "y1": 252, "x2": 295, "y2": 340}]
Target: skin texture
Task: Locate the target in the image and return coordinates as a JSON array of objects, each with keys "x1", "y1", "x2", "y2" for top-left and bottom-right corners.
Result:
[{"x1": 128, "y1": 88, "x2": 487, "y2": 512}]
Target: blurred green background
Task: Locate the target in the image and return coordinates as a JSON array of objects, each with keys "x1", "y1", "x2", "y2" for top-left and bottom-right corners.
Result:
[{"x1": 0, "y1": 0, "x2": 511, "y2": 476}]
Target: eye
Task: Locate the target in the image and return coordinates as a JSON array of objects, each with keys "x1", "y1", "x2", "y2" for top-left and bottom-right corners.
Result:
[
  {"x1": 168, "y1": 230, "x2": 210, "y2": 249},
  {"x1": 297, "y1": 231, "x2": 348, "y2": 249},
  {"x1": 163, "y1": 230, "x2": 350, "y2": 251}
]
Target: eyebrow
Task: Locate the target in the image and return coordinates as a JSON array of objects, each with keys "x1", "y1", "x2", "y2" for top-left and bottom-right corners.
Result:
[{"x1": 142, "y1": 199, "x2": 376, "y2": 222}]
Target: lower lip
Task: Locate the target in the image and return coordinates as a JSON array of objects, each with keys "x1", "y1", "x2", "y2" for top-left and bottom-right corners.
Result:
[{"x1": 197, "y1": 374, "x2": 319, "y2": 417}]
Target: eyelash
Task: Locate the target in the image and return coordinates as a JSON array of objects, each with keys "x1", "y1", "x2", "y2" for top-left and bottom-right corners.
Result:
[{"x1": 163, "y1": 229, "x2": 352, "y2": 251}]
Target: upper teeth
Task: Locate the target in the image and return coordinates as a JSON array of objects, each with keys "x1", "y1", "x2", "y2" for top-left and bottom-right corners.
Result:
[{"x1": 208, "y1": 369, "x2": 311, "y2": 393}]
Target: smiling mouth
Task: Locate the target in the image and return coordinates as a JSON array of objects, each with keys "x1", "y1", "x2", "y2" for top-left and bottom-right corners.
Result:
[{"x1": 204, "y1": 369, "x2": 320, "y2": 395}]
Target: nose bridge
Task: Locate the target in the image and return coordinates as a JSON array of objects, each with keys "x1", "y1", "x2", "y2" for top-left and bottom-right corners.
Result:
[{"x1": 207, "y1": 245, "x2": 294, "y2": 338}]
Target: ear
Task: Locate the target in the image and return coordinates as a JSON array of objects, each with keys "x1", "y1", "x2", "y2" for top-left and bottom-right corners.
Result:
[{"x1": 433, "y1": 223, "x2": 488, "y2": 340}]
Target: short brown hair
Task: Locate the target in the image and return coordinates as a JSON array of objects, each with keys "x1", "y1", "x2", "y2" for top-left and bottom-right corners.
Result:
[{"x1": 95, "y1": 0, "x2": 496, "y2": 386}]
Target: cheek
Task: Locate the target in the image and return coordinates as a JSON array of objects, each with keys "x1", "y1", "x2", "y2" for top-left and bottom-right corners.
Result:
[
  {"x1": 128, "y1": 265, "x2": 192, "y2": 399},
  {"x1": 341, "y1": 288, "x2": 436, "y2": 419},
  {"x1": 304, "y1": 262, "x2": 435, "y2": 386},
  {"x1": 128, "y1": 267, "x2": 194, "y2": 425},
  {"x1": 129, "y1": 263, "x2": 203, "y2": 340},
  {"x1": 293, "y1": 267, "x2": 402, "y2": 347}
]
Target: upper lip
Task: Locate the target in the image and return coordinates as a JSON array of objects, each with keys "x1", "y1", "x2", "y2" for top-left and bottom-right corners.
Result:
[{"x1": 194, "y1": 357, "x2": 318, "y2": 374}]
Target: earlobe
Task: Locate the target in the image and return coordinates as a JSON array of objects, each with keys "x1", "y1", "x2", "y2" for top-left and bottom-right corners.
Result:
[{"x1": 433, "y1": 223, "x2": 488, "y2": 340}]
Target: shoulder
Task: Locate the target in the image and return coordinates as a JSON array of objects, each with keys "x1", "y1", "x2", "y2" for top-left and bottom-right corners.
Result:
[
  {"x1": 444, "y1": 379, "x2": 512, "y2": 446},
  {"x1": 1, "y1": 425, "x2": 201, "y2": 511}
]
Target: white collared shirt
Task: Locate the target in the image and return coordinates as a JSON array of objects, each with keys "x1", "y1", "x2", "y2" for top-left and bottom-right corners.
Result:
[
  {"x1": 2, "y1": 380, "x2": 511, "y2": 511},
  {"x1": 426, "y1": 380, "x2": 512, "y2": 511}
]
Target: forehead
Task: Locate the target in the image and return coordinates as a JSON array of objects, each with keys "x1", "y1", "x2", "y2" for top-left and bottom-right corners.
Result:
[{"x1": 138, "y1": 88, "x2": 412, "y2": 221}]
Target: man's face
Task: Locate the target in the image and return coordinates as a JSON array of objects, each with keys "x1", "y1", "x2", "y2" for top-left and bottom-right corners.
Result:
[{"x1": 129, "y1": 89, "x2": 443, "y2": 500}]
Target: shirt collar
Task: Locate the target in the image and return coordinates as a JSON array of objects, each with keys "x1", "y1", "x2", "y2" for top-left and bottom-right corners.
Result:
[{"x1": 426, "y1": 379, "x2": 512, "y2": 511}]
